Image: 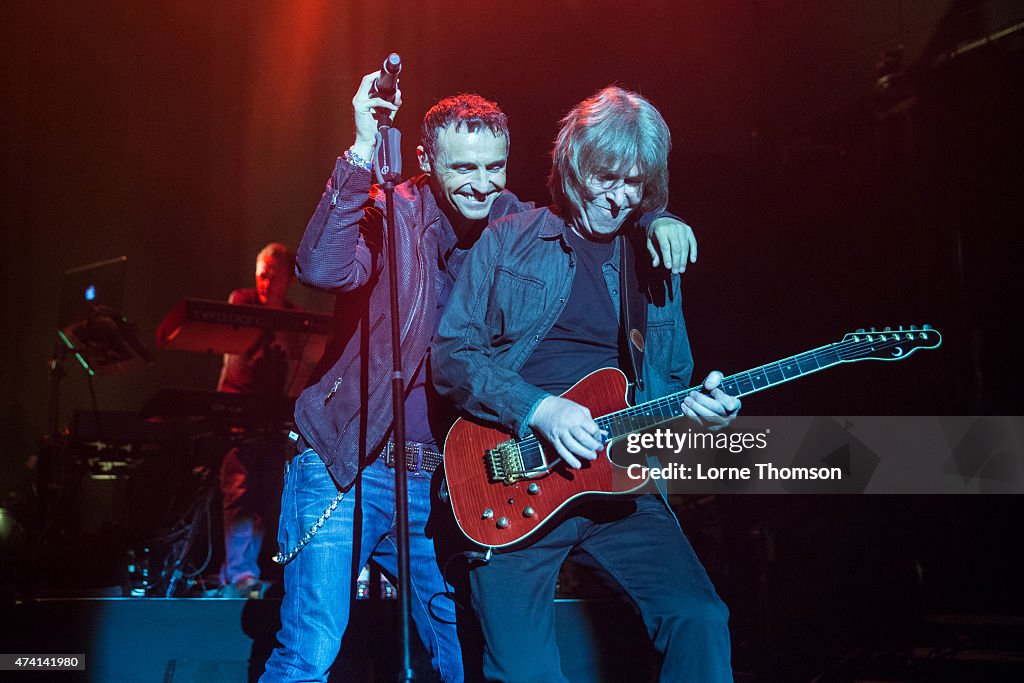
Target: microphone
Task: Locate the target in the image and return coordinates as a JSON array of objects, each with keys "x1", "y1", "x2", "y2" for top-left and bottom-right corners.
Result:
[
  {"x1": 372, "y1": 53, "x2": 402, "y2": 102},
  {"x1": 371, "y1": 53, "x2": 403, "y2": 181}
]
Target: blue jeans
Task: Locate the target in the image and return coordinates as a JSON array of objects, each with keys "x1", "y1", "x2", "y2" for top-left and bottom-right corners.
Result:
[
  {"x1": 470, "y1": 495, "x2": 732, "y2": 683},
  {"x1": 260, "y1": 450, "x2": 463, "y2": 682}
]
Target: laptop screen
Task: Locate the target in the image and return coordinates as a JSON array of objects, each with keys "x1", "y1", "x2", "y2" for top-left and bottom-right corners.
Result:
[{"x1": 58, "y1": 256, "x2": 128, "y2": 331}]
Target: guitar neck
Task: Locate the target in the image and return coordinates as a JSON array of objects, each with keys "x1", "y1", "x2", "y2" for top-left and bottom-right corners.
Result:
[
  {"x1": 595, "y1": 342, "x2": 844, "y2": 439},
  {"x1": 589, "y1": 325, "x2": 941, "y2": 441},
  {"x1": 717, "y1": 342, "x2": 843, "y2": 400}
]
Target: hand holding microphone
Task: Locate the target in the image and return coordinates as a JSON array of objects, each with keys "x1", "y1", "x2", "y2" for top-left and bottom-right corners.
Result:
[
  {"x1": 371, "y1": 53, "x2": 402, "y2": 102},
  {"x1": 351, "y1": 54, "x2": 403, "y2": 160}
]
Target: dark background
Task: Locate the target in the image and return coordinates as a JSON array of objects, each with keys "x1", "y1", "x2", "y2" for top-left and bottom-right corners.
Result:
[{"x1": 3, "y1": 1, "x2": 1023, "y2": 680}]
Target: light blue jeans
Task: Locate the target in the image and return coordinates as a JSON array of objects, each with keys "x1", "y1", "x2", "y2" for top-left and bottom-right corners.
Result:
[{"x1": 260, "y1": 450, "x2": 463, "y2": 682}]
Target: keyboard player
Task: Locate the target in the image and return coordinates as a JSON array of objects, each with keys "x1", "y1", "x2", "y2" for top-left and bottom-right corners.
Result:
[{"x1": 216, "y1": 242, "x2": 298, "y2": 597}]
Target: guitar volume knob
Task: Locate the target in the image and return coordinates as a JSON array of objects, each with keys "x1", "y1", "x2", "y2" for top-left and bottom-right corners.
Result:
[
  {"x1": 523, "y1": 507, "x2": 536, "y2": 518},
  {"x1": 528, "y1": 483, "x2": 540, "y2": 495},
  {"x1": 496, "y1": 516, "x2": 510, "y2": 529},
  {"x1": 481, "y1": 509, "x2": 494, "y2": 519}
]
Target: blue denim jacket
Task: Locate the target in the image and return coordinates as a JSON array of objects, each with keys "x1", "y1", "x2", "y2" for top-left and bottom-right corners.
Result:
[{"x1": 432, "y1": 207, "x2": 694, "y2": 439}]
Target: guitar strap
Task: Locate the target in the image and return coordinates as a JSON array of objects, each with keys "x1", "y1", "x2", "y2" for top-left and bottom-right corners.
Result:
[
  {"x1": 619, "y1": 228, "x2": 648, "y2": 400},
  {"x1": 627, "y1": 229, "x2": 681, "y2": 528}
]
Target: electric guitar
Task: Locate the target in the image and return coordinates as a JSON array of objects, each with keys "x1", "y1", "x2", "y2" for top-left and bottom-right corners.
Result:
[{"x1": 442, "y1": 325, "x2": 942, "y2": 548}]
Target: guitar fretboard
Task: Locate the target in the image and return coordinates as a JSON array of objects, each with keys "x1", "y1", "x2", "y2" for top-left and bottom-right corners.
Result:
[
  {"x1": 599, "y1": 329, "x2": 936, "y2": 439},
  {"x1": 516, "y1": 330, "x2": 938, "y2": 471}
]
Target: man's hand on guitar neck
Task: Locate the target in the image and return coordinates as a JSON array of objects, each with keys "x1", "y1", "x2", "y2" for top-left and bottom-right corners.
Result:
[
  {"x1": 528, "y1": 396, "x2": 608, "y2": 470},
  {"x1": 680, "y1": 370, "x2": 741, "y2": 431}
]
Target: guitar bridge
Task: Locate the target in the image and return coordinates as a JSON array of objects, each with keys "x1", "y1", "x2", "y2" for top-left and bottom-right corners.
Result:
[{"x1": 485, "y1": 441, "x2": 525, "y2": 485}]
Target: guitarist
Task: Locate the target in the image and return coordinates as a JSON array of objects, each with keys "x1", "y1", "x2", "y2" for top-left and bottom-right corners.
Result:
[{"x1": 432, "y1": 87, "x2": 739, "y2": 682}]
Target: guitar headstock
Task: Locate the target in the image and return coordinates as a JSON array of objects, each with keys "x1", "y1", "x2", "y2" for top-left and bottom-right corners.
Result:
[{"x1": 837, "y1": 325, "x2": 942, "y2": 362}]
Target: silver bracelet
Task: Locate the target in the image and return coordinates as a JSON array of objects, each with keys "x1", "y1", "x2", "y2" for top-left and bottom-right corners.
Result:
[{"x1": 343, "y1": 147, "x2": 372, "y2": 172}]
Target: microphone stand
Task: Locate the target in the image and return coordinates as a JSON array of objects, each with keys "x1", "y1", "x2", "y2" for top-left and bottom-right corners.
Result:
[{"x1": 373, "y1": 103, "x2": 414, "y2": 682}]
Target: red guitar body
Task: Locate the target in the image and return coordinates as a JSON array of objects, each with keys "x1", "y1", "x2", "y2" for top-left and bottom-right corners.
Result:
[{"x1": 443, "y1": 368, "x2": 647, "y2": 548}]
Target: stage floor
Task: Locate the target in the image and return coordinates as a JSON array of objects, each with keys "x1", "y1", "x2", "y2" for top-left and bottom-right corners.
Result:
[{"x1": 1, "y1": 596, "x2": 658, "y2": 682}]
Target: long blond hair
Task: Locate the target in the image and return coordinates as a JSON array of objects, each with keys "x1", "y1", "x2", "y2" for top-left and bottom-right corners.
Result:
[{"x1": 548, "y1": 86, "x2": 670, "y2": 219}]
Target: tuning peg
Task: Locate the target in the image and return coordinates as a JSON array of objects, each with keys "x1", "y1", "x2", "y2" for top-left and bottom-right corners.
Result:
[
  {"x1": 883, "y1": 326, "x2": 891, "y2": 332},
  {"x1": 910, "y1": 325, "x2": 917, "y2": 331},
  {"x1": 870, "y1": 327, "x2": 876, "y2": 333},
  {"x1": 922, "y1": 324, "x2": 932, "y2": 330},
  {"x1": 899, "y1": 325, "x2": 904, "y2": 331},
  {"x1": 856, "y1": 328, "x2": 865, "y2": 334}
]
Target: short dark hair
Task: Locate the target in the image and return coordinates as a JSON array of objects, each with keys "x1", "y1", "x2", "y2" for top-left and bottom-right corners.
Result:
[
  {"x1": 548, "y1": 86, "x2": 671, "y2": 218},
  {"x1": 420, "y1": 94, "x2": 509, "y2": 160}
]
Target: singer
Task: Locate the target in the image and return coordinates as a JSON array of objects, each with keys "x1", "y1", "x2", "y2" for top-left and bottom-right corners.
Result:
[{"x1": 260, "y1": 66, "x2": 698, "y2": 682}]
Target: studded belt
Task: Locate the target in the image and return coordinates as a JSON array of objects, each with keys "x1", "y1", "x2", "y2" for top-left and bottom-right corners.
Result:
[
  {"x1": 382, "y1": 441, "x2": 443, "y2": 473},
  {"x1": 288, "y1": 432, "x2": 443, "y2": 473}
]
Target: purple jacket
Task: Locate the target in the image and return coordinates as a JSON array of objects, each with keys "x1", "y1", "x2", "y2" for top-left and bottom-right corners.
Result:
[{"x1": 292, "y1": 158, "x2": 530, "y2": 489}]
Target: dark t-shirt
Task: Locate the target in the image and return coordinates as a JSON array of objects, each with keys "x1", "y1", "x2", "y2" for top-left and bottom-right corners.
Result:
[{"x1": 519, "y1": 229, "x2": 620, "y2": 395}]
